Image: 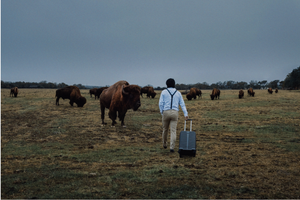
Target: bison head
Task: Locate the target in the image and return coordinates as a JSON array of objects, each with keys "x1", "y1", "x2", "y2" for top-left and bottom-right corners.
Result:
[
  {"x1": 186, "y1": 94, "x2": 193, "y2": 100},
  {"x1": 210, "y1": 94, "x2": 215, "y2": 100},
  {"x1": 76, "y1": 96, "x2": 87, "y2": 107},
  {"x1": 122, "y1": 85, "x2": 141, "y2": 111},
  {"x1": 151, "y1": 92, "x2": 156, "y2": 98}
]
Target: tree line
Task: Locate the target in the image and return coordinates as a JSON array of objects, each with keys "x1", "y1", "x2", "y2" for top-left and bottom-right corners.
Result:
[
  {"x1": 283, "y1": 66, "x2": 300, "y2": 90},
  {"x1": 171, "y1": 79, "x2": 282, "y2": 91},
  {"x1": 2, "y1": 66, "x2": 299, "y2": 90},
  {"x1": 1, "y1": 81, "x2": 86, "y2": 89},
  {"x1": 158, "y1": 66, "x2": 300, "y2": 90}
]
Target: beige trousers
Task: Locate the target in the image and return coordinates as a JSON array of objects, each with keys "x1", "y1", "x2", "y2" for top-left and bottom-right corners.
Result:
[{"x1": 162, "y1": 109, "x2": 179, "y2": 150}]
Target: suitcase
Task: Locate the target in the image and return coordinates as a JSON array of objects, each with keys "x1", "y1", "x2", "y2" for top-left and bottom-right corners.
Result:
[{"x1": 178, "y1": 119, "x2": 196, "y2": 157}]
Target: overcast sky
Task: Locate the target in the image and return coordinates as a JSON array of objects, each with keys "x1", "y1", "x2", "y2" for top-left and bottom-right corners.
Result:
[{"x1": 2, "y1": 0, "x2": 300, "y2": 87}]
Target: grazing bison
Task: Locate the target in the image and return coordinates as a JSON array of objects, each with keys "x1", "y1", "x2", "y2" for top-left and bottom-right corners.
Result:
[
  {"x1": 275, "y1": 88, "x2": 278, "y2": 93},
  {"x1": 186, "y1": 93, "x2": 193, "y2": 100},
  {"x1": 238, "y1": 89, "x2": 244, "y2": 99},
  {"x1": 196, "y1": 88, "x2": 202, "y2": 99},
  {"x1": 95, "y1": 87, "x2": 109, "y2": 99},
  {"x1": 140, "y1": 86, "x2": 156, "y2": 98},
  {"x1": 10, "y1": 87, "x2": 18, "y2": 97},
  {"x1": 147, "y1": 87, "x2": 157, "y2": 98},
  {"x1": 248, "y1": 88, "x2": 255, "y2": 97},
  {"x1": 100, "y1": 80, "x2": 141, "y2": 127},
  {"x1": 56, "y1": 86, "x2": 86, "y2": 107},
  {"x1": 89, "y1": 88, "x2": 98, "y2": 98},
  {"x1": 186, "y1": 88, "x2": 197, "y2": 100},
  {"x1": 210, "y1": 88, "x2": 220, "y2": 100},
  {"x1": 268, "y1": 88, "x2": 273, "y2": 94}
]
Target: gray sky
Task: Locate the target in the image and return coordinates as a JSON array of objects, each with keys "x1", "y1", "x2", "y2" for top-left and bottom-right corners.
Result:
[{"x1": 2, "y1": 0, "x2": 300, "y2": 87}]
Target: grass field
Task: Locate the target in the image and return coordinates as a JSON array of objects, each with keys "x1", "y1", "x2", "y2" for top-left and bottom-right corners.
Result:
[{"x1": 1, "y1": 88, "x2": 300, "y2": 199}]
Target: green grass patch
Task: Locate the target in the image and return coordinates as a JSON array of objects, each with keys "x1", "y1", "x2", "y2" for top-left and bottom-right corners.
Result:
[
  {"x1": 1, "y1": 164, "x2": 93, "y2": 199},
  {"x1": 2, "y1": 141, "x2": 74, "y2": 158},
  {"x1": 254, "y1": 124, "x2": 300, "y2": 151}
]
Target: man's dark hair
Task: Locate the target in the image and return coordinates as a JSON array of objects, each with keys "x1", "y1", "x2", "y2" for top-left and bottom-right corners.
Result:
[{"x1": 166, "y1": 78, "x2": 175, "y2": 88}]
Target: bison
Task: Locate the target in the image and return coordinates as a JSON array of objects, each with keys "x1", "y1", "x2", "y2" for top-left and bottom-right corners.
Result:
[
  {"x1": 100, "y1": 80, "x2": 141, "y2": 127},
  {"x1": 56, "y1": 86, "x2": 86, "y2": 107},
  {"x1": 238, "y1": 89, "x2": 244, "y2": 99},
  {"x1": 95, "y1": 87, "x2": 109, "y2": 99},
  {"x1": 89, "y1": 87, "x2": 109, "y2": 99},
  {"x1": 186, "y1": 88, "x2": 197, "y2": 100},
  {"x1": 210, "y1": 88, "x2": 220, "y2": 100},
  {"x1": 275, "y1": 88, "x2": 278, "y2": 93},
  {"x1": 140, "y1": 86, "x2": 156, "y2": 98},
  {"x1": 89, "y1": 88, "x2": 98, "y2": 98},
  {"x1": 248, "y1": 88, "x2": 255, "y2": 97},
  {"x1": 10, "y1": 87, "x2": 18, "y2": 97},
  {"x1": 268, "y1": 88, "x2": 273, "y2": 94},
  {"x1": 196, "y1": 88, "x2": 202, "y2": 99}
]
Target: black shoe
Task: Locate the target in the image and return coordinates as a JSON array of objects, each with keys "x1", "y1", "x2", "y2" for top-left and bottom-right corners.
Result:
[
  {"x1": 163, "y1": 145, "x2": 167, "y2": 149},
  {"x1": 170, "y1": 149, "x2": 174, "y2": 153}
]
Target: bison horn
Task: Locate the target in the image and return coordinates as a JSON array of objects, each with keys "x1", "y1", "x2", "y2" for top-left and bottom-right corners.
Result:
[{"x1": 122, "y1": 85, "x2": 129, "y2": 95}]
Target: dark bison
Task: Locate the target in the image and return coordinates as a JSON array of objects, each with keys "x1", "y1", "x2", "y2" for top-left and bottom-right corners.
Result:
[
  {"x1": 89, "y1": 87, "x2": 109, "y2": 99},
  {"x1": 268, "y1": 88, "x2": 273, "y2": 94},
  {"x1": 100, "y1": 80, "x2": 141, "y2": 127},
  {"x1": 186, "y1": 88, "x2": 197, "y2": 100},
  {"x1": 140, "y1": 86, "x2": 156, "y2": 98},
  {"x1": 95, "y1": 87, "x2": 109, "y2": 99},
  {"x1": 248, "y1": 88, "x2": 255, "y2": 97},
  {"x1": 275, "y1": 88, "x2": 278, "y2": 93},
  {"x1": 10, "y1": 87, "x2": 18, "y2": 97},
  {"x1": 210, "y1": 88, "x2": 220, "y2": 100},
  {"x1": 56, "y1": 86, "x2": 86, "y2": 107},
  {"x1": 89, "y1": 88, "x2": 98, "y2": 98},
  {"x1": 238, "y1": 89, "x2": 244, "y2": 99}
]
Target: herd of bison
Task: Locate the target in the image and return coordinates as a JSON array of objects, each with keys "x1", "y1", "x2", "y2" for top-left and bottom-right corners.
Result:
[{"x1": 9, "y1": 80, "x2": 279, "y2": 127}]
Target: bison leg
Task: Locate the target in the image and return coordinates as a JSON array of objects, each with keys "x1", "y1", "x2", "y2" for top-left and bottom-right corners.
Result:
[
  {"x1": 118, "y1": 110, "x2": 127, "y2": 127},
  {"x1": 100, "y1": 104, "x2": 107, "y2": 125},
  {"x1": 56, "y1": 97, "x2": 60, "y2": 106},
  {"x1": 109, "y1": 110, "x2": 117, "y2": 126},
  {"x1": 69, "y1": 101, "x2": 74, "y2": 106}
]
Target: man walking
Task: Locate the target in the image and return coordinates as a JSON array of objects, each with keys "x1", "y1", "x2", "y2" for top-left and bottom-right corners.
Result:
[{"x1": 159, "y1": 78, "x2": 189, "y2": 152}]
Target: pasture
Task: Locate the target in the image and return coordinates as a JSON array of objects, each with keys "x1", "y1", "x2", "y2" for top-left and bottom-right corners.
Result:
[{"x1": 1, "y1": 88, "x2": 300, "y2": 199}]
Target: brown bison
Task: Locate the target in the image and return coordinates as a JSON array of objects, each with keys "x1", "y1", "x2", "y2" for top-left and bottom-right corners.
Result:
[
  {"x1": 140, "y1": 86, "x2": 156, "y2": 98},
  {"x1": 89, "y1": 88, "x2": 97, "y2": 98},
  {"x1": 95, "y1": 87, "x2": 109, "y2": 99},
  {"x1": 210, "y1": 88, "x2": 220, "y2": 100},
  {"x1": 268, "y1": 88, "x2": 273, "y2": 94},
  {"x1": 248, "y1": 88, "x2": 255, "y2": 97},
  {"x1": 196, "y1": 88, "x2": 202, "y2": 99},
  {"x1": 100, "y1": 80, "x2": 141, "y2": 127},
  {"x1": 10, "y1": 87, "x2": 18, "y2": 97},
  {"x1": 56, "y1": 86, "x2": 86, "y2": 107},
  {"x1": 275, "y1": 88, "x2": 278, "y2": 93},
  {"x1": 186, "y1": 88, "x2": 197, "y2": 100},
  {"x1": 238, "y1": 89, "x2": 244, "y2": 99},
  {"x1": 89, "y1": 87, "x2": 109, "y2": 99}
]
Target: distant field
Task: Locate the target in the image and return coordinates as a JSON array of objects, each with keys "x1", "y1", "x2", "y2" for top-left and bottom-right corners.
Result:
[{"x1": 1, "y1": 88, "x2": 300, "y2": 199}]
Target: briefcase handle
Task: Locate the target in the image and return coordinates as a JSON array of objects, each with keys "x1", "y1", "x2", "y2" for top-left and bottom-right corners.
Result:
[{"x1": 184, "y1": 119, "x2": 192, "y2": 131}]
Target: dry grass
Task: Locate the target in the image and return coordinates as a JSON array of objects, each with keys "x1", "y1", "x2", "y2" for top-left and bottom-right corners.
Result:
[{"x1": 1, "y1": 88, "x2": 300, "y2": 198}]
